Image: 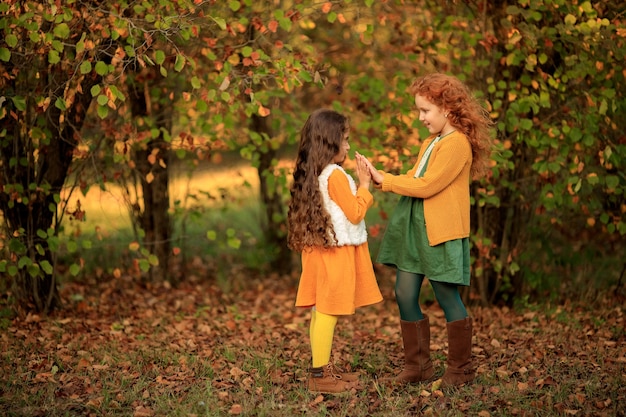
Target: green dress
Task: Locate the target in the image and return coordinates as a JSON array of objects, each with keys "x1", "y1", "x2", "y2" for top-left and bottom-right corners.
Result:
[{"x1": 377, "y1": 145, "x2": 470, "y2": 286}]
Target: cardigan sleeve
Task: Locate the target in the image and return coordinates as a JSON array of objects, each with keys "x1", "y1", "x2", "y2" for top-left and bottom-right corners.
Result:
[
  {"x1": 381, "y1": 133, "x2": 471, "y2": 198},
  {"x1": 327, "y1": 169, "x2": 373, "y2": 224}
]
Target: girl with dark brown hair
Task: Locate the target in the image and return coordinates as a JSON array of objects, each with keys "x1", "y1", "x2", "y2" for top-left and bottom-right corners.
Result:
[{"x1": 288, "y1": 108, "x2": 383, "y2": 394}]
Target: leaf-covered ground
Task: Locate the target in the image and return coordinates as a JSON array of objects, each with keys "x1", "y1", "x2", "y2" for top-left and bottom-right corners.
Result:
[{"x1": 1, "y1": 267, "x2": 625, "y2": 417}]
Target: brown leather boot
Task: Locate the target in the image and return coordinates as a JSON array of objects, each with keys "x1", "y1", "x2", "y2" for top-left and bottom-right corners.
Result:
[
  {"x1": 441, "y1": 317, "x2": 475, "y2": 387},
  {"x1": 384, "y1": 316, "x2": 434, "y2": 384},
  {"x1": 308, "y1": 363, "x2": 356, "y2": 393},
  {"x1": 328, "y1": 362, "x2": 360, "y2": 382}
]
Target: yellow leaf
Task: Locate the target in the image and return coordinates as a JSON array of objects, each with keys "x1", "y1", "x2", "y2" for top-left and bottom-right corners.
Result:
[
  {"x1": 431, "y1": 378, "x2": 442, "y2": 391},
  {"x1": 219, "y1": 77, "x2": 230, "y2": 91},
  {"x1": 258, "y1": 105, "x2": 270, "y2": 117},
  {"x1": 146, "y1": 171, "x2": 154, "y2": 184}
]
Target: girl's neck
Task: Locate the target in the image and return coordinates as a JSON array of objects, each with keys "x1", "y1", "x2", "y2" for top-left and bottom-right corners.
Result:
[
  {"x1": 437, "y1": 120, "x2": 456, "y2": 138},
  {"x1": 437, "y1": 127, "x2": 456, "y2": 138}
]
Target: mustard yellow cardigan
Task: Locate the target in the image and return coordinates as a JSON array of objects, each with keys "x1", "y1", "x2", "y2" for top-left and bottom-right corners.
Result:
[{"x1": 378, "y1": 131, "x2": 472, "y2": 246}]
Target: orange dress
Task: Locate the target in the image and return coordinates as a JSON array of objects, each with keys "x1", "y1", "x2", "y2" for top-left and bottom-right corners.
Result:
[{"x1": 295, "y1": 169, "x2": 383, "y2": 315}]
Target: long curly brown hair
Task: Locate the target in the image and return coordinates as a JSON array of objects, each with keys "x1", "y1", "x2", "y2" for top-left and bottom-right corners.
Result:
[
  {"x1": 287, "y1": 109, "x2": 349, "y2": 252},
  {"x1": 409, "y1": 73, "x2": 494, "y2": 179}
]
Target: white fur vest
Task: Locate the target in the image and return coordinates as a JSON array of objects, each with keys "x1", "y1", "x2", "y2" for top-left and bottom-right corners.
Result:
[{"x1": 318, "y1": 164, "x2": 368, "y2": 247}]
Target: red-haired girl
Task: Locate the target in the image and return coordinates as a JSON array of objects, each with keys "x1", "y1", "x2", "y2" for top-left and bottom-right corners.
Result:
[{"x1": 358, "y1": 73, "x2": 493, "y2": 387}]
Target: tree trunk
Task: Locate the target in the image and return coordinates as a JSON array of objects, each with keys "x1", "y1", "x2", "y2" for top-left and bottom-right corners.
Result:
[
  {"x1": 135, "y1": 141, "x2": 172, "y2": 282},
  {"x1": 251, "y1": 114, "x2": 292, "y2": 274},
  {"x1": 127, "y1": 76, "x2": 173, "y2": 282},
  {"x1": 0, "y1": 56, "x2": 102, "y2": 313}
]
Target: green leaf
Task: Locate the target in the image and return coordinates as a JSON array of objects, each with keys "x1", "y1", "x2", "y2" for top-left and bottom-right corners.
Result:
[
  {"x1": 196, "y1": 99, "x2": 208, "y2": 112},
  {"x1": 54, "y1": 97, "x2": 66, "y2": 111},
  {"x1": 174, "y1": 54, "x2": 185, "y2": 72},
  {"x1": 18, "y1": 256, "x2": 32, "y2": 269},
  {"x1": 0, "y1": 47, "x2": 10, "y2": 62},
  {"x1": 9, "y1": 238, "x2": 26, "y2": 254},
  {"x1": 241, "y1": 46, "x2": 253, "y2": 57},
  {"x1": 605, "y1": 175, "x2": 619, "y2": 190},
  {"x1": 212, "y1": 16, "x2": 227, "y2": 30},
  {"x1": 41, "y1": 260, "x2": 54, "y2": 275},
  {"x1": 47, "y1": 236, "x2": 59, "y2": 251},
  {"x1": 97, "y1": 105, "x2": 109, "y2": 119},
  {"x1": 28, "y1": 264, "x2": 41, "y2": 278},
  {"x1": 160, "y1": 66, "x2": 167, "y2": 77},
  {"x1": 155, "y1": 50, "x2": 166, "y2": 65},
  {"x1": 5, "y1": 34, "x2": 18, "y2": 48},
  {"x1": 138, "y1": 259, "x2": 150, "y2": 272},
  {"x1": 148, "y1": 254, "x2": 159, "y2": 266},
  {"x1": 95, "y1": 61, "x2": 108, "y2": 76},
  {"x1": 229, "y1": 0, "x2": 241, "y2": 11},
  {"x1": 91, "y1": 85, "x2": 101, "y2": 97},
  {"x1": 191, "y1": 76, "x2": 201, "y2": 89},
  {"x1": 69, "y1": 263, "x2": 81, "y2": 276},
  {"x1": 79, "y1": 60, "x2": 92, "y2": 74},
  {"x1": 53, "y1": 23, "x2": 70, "y2": 39},
  {"x1": 206, "y1": 230, "x2": 217, "y2": 240},
  {"x1": 227, "y1": 237, "x2": 241, "y2": 249},
  {"x1": 67, "y1": 241, "x2": 78, "y2": 253},
  {"x1": 11, "y1": 96, "x2": 26, "y2": 111},
  {"x1": 48, "y1": 50, "x2": 60, "y2": 64},
  {"x1": 519, "y1": 119, "x2": 533, "y2": 130},
  {"x1": 29, "y1": 31, "x2": 41, "y2": 43}
]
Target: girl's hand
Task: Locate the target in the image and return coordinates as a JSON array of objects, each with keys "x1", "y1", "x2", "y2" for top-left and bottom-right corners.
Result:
[
  {"x1": 355, "y1": 153, "x2": 371, "y2": 188},
  {"x1": 355, "y1": 152, "x2": 384, "y2": 185}
]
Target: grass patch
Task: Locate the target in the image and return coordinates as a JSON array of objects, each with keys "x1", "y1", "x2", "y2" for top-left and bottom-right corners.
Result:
[{"x1": 2, "y1": 273, "x2": 623, "y2": 416}]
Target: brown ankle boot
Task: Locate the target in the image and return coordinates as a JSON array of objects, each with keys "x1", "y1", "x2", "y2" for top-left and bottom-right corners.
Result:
[
  {"x1": 441, "y1": 317, "x2": 475, "y2": 387},
  {"x1": 308, "y1": 363, "x2": 355, "y2": 393},
  {"x1": 328, "y1": 362, "x2": 360, "y2": 382},
  {"x1": 384, "y1": 316, "x2": 434, "y2": 384}
]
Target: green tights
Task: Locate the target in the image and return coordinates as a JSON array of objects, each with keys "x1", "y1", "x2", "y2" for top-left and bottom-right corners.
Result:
[{"x1": 395, "y1": 269, "x2": 468, "y2": 323}]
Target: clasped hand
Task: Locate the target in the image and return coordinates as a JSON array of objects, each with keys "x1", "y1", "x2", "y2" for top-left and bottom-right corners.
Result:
[{"x1": 355, "y1": 152, "x2": 383, "y2": 185}]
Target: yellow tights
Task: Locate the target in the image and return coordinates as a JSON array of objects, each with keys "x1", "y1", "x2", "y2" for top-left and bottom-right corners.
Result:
[{"x1": 310, "y1": 308, "x2": 338, "y2": 368}]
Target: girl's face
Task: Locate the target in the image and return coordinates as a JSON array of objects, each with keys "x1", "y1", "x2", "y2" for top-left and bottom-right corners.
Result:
[
  {"x1": 332, "y1": 131, "x2": 350, "y2": 165},
  {"x1": 415, "y1": 95, "x2": 453, "y2": 136}
]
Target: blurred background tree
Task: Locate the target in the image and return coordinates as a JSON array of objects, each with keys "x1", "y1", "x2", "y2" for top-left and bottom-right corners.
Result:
[{"x1": 1, "y1": 0, "x2": 624, "y2": 314}]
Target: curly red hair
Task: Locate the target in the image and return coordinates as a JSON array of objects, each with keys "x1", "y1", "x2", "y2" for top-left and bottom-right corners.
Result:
[{"x1": 409, "y1": 73, "x2": 493, "y2": 179}]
